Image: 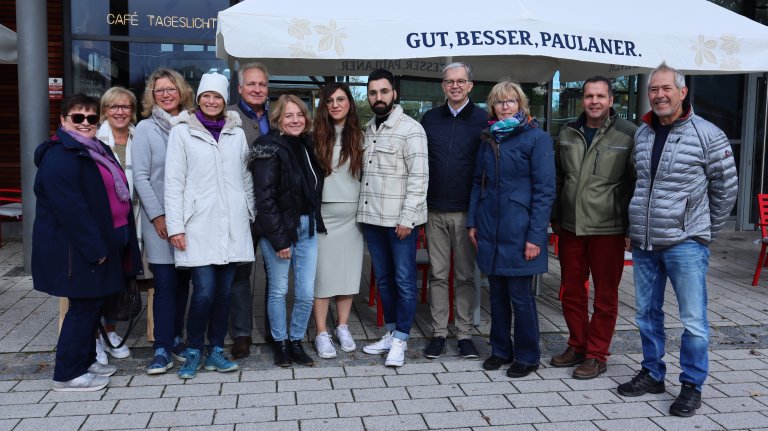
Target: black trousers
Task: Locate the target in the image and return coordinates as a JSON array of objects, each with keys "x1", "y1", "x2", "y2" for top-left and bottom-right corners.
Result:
[{"x1": 54, "y1": 296, "x2": 105, "y2": 382}]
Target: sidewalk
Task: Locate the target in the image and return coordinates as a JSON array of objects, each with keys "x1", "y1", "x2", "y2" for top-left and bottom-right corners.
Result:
[{"x1": 1, "y1": 229, "x2": 768, "y2": 430}]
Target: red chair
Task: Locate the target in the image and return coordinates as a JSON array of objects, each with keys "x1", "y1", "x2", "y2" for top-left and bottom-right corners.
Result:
[
  {"x1": 0, "y1": 188, "x2": 22, "y2": 247},
  {"x1": 752, "y1": 194, "x2": 768, "y2": 286}
]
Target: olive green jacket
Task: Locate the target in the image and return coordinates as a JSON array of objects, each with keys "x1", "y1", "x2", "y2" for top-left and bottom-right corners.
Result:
[{"x1": 552, "y1": 109, "x2": 637, "y2": 236}]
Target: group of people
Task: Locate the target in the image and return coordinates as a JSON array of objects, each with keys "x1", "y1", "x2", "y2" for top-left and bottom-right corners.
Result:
[{"x1": 32, "y1": 60, "x2": 737, "y2": 418}]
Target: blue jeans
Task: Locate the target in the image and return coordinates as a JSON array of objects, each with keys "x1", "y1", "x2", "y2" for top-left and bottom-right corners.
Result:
[
  {"x1": 186, "y1": 263, "x2": 237, "y2": 350},
  {"x1": 488, "y1": 275, "x2": 540, "y2": 366},
  {"x1": 261, "y1": 215, "x2": 317, "y2": 342},
  {"x1": 363, "y1": 224, "x2": 418, "y2": 341},
  {"x1": 150, "y1": 264, "x2": 191, "y2": 350},
  {"x1": 633, "y1": 240, "x2": 710, "y2": 390}
]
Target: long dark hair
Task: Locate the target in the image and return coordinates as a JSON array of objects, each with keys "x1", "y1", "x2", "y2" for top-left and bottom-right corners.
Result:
[{"x1": 312, "y1": 83, "x2": 363, "y2": 179}]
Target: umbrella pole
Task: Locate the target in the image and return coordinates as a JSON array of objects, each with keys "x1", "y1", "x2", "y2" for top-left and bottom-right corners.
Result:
[{"x1": 761, "y1": 73, "x2": 768, "y2": 195}]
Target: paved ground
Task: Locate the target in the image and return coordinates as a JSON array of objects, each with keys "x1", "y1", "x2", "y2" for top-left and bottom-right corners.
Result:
[{"x1": 1, "y1": 226, "x2": 768, "y2": 430}]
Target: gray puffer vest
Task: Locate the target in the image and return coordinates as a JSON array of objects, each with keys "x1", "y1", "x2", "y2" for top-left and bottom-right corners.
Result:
[{"x1": 629, "y1": 105, "x2": 738, "y2": 251}]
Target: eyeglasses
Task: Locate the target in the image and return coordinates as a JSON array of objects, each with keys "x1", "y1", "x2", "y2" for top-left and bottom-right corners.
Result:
[
  {"x1": 66, "y1": 114, "x2": 99, "y2": 125},
  {"x1": 443, "y1": 79, "x2": 470, "y2": 87},
  {"x1": 493, "y1": 99, "x2": 519, "y2": 108},
  {"x1": 368, "y1": 88, "x2": 393, "y2": 98},
  {"x1": 108, "y1": 104, "x2": 133, "y2": 113},
  {"x1": 153, "y1": 87, "x2": 178, "y2": 96},
  {"x1": 325, "y1": 96, "x2": 348, "y2": 106}
]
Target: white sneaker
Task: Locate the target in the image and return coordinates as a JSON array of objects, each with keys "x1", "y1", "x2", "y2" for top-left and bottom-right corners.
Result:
[
  {"x1": 52, "y1": 373, "x2": 109, "y2": 392},
  {"x1": 95, "y1": 339, "x2": 108, "y2": 365},
  {"x1": 103, "y1": 332, "x2": 130, "y2": 359},
  {"x1": 335, "y1": 324, "x2": 356, "y2": 352},
  {"x1": 315, "y1": 332, "x2": 337, "y2": 359},
  {"x1": 385, "y1": 338, "x2": 407, "y2": 367},
  {"x1": 363, "y1": 331, "x2": 393, "y2": 355},
  {"x1": 87, "y1": 361, "x2": 117, "y2": 377}
]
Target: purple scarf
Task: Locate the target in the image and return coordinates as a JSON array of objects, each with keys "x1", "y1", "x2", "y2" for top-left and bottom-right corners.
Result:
[
  {"x1": 195, "y1": 109, "x2": 225, "y2": 141},
  {"x1": 64, "y1": 128, "x2": 130, "y2": 202}
]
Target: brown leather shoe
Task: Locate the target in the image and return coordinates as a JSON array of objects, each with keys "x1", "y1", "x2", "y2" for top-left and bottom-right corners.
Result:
[
  {"x1": 572, "y1": 358, "x2": 607, "y2": 380},
  {"x1": 231, "y1": 336, "x2": 252, "y2": 359},
  {"x1": 550, "y1": 347, "x2": 586, "y2": 368}
]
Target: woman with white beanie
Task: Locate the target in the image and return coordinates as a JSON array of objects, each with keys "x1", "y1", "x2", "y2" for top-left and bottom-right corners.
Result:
[{"x1": 164, "y1": 72, "x2": 255, "y2": 379}]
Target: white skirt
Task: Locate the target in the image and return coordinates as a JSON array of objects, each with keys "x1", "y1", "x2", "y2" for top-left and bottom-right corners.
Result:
[{"x1": 315, "y1": 202, "x2": 363, "y2": 298}]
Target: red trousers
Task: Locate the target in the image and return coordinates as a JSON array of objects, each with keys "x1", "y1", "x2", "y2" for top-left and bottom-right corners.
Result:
[{"x1": 558, "y1": 228, "x2": 625, "y2": 362}]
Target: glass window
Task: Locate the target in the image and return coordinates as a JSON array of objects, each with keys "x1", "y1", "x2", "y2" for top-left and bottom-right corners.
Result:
[{"x1": 691, "y1": 74, "x2": 744, "y2": 139}]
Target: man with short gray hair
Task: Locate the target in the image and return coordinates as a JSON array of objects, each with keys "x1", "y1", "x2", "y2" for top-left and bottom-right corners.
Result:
[
  {"x1": 617, "y1": 62, "x2": 737, "y2": 417},
  {"x1": 420, "y1": 62, "x2": 486, "y2": 360}
]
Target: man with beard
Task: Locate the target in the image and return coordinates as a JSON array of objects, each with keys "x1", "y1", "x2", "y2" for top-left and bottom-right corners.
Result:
[
  {"x1": 617, "y1": 62, "x2": 737, "y2": 417},
  {"x1": 226, "y1": 62, "x2": 271, "y2": 358},
  {"x1": 359, "y1": 68, "x2": 428, "y2": 367},
  {"x1": 550, "y1": 76, "x2": 636, "y2": 379}
]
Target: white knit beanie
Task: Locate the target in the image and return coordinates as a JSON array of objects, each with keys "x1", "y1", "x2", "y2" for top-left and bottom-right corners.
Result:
[{"x1": 196, "y1": 72, "x2": 229, "y2": 104}]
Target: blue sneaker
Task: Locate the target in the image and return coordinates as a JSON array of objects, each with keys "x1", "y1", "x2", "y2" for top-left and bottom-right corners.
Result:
[
  {"x1": 178, "y1": 348, "x2": 202, "y2": 379},
  {"x1": 147, "y1": 348, "x2": 174, "y2": 375},
  {"x1": 172, "y1": 336, "x2": 187, "y2": 363},
  {"x1": 204, "y1": 346, "x2": 239, "y2": 372}
]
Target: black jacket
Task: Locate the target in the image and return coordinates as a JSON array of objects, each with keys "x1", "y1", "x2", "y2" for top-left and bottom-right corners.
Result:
[
  {"x1": 421, "y1": 99, "x2": 487, "y2": 211},
  {"x1": 249, "y1": 132, "x2": 325, "y2": 252}
]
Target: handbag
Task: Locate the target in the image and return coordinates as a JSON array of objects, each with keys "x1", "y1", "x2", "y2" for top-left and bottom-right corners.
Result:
[{"x1": 99, "y1": 278, "x2": 144, "y2": 350}]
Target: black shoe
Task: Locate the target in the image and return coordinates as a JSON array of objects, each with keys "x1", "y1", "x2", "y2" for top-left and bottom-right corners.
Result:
[
  {"x1": 617, "y1": 368, "x2": 666, "y2": 397},
  {"x1": 482, "y1": 355, "x2": 513, "y2": 370},
  {"x1": 273, "y1": 340, "x2": 291, "y2": 368},
  {"x1": 289, "y1": 340, "x2": 315, "y2": 367},
  {"x1": 424, "y1": 336, "x2": 446, "y2": 359},
  {"x1": 457, "y1": 339, "x2": 479, "y2": 359},
  {"x1": 506, "y1": 362, "x2": 539, "y2": 378},
  {"x1": 669, "y1": 382, "x2": 702, "y2": 417}
]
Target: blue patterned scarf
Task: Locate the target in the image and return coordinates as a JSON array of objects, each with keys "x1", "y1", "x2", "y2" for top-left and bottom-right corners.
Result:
[{"x1": 489, "y1": 110, "x2": 528, "y2": 143}]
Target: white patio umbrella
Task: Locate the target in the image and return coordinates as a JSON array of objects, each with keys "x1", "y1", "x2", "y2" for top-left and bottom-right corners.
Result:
[
  {"x1": 216, "y1": 0, "x2": 768, "y2": 83},
  {"x1": 0, "y1": 24, "x2": 17, "y2": 65}
]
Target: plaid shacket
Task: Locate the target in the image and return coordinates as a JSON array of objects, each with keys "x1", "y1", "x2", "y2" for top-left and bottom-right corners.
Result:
[{"x1": 357, "y1": 105, "x2": 428, "y2": 228}]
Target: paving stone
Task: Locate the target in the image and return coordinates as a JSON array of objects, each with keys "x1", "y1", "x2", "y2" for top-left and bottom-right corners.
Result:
[
  {"x1": 353, "y1": 387, "x2": 410, "y2": 402},
  {"x1": 149, "y1": 410, "x2": 214, "y2": 428},
  {"x1": 0, "y1": 419, "x2": 18, "y2": 431},
  {"x1": 128, "y1": 373, "x2": 184, "y2": 387},
  {"x1": 161, "y1": 383, "x2": 220, "y2": 398},
  {"x1": 277, "y1": 378, "x2": 331, "y2": 392},
  {"x1": 408, "y1": 383, "x2": 464, "y2": 398},
  {"x1": 177, "y1": 394, "x2": 237, "y2": 410},
  {"x1": 103, "y1": 385, "x2": 165, "y2": 400},
  {"x1": 337, "y1": 400, "x2": 396, "y2": 417},
  {"x1": 222, "y1": 381, "x2": 276, "y2": 395},
  {"x1": 114, "y1": 397, "x2": 179, "y2": 413},
  {"x1": 277, "y1": 403, "x2": 337, "y2": 420},
  {"x1": 539, "y1": 405, "x2": 606, "y2": 422},
  {"x1": 480, "y1": 407, "x2": 547, "y2": 425},
  {"x1": 435, "y1": 371, "x2": 490, "y2": 385},
  {"x1": 594, "y1": 401, "x2": 663, "y2": 419},
  {"x1": 213, "y1": 406, "x2": 274, "y2": 424},
  {"x1": 49, "y1": 399, "x2": 117, "y2": 416},
  {"x1": 459, "y1": 381, "x2": 518, "y2": 396},
  {"x1": 563, "y1": 376, "x2": 624, "y2": 390},
  {"x1": 394, "y1": 362, "x2": 446, "y2": 375},
  {"x1": 394, "y1": 397, "x2": 455, "y2": 414},
  {"x1": 235, "y1": 421, "x2": 298, "y2": 431},
  {"x1": 344, "y1": 365, "x2": 397, "y2": 377},
  {"x1": 450, "y1": 394, "x2": 511, "y2": 410},
  {"x1": 384, "y1": 373, "x2": 438, "y2": 387},
  {"x1": 41, "y1": 389, "x2": 105, "y2": 403},
  {"x1": 296, "y1": 388, "x2": 352, "y2": 404},
  {"x1": 0, "y1": 402, "x2": 52, "y2": 419},
  {"x1": 442, "y1": 361, "x2": 484, "y2": 372},
  {"x1": 708, "y1": 411, "x2": 768, "y2": 429},
  {"x1": 422, "y1": 410, "x2": 488, "y2": 428},
  {"x1": 299, "y1": 417, "x2": 363, "y2": 431},
  {"x1": 512, "y1": 379, "x2": 571, "y2": 393},
  {"x1": 10, "y1": 379, "x2": 49, "y2": 392},
  {"x1": 293, "y1": 367, "x2": 345, "y2": 379},
  {"x1": 506, "y1": 392, "x2": 568, "y2": 408},
  {"x1": 238, "y1": 391, "x2": 296, "y2": 407},
  {"x1": 0, "y1": 390, "x2": 45, "y2": 405},
  {"x1": 361, "y1": 413, "x2": 426, "y2": 431},
  {"x1": 719, "y1": 358, "x2": 768, "y2": 371},
  {"x1": 560, "y1": 389, "x2": 622, "y2": 405},
  {"x1": 533, "y1": 421, "x2": 601, "y2": 431},
  {"x1": 331, "y1": 376, "x2": 386, "y2": 389},
  {"x1": 593, "y1": 418, "x2": 663, "y2": 431},
  {"x1": 0, "y1": 381, "x2": 16, "y2": 392},
  {"x1": 709, "y1": 370, "x2": 764, "y2": 383},
  {"x1": 81, "y1": 413, "x2": 152, "y2": 430},
  {"x1": 13, "y1": 416, "x2": 85, "y2": 431},
  {"x1": 468, "y1": 425, "x2": 535, "y2": 431},
  {"x1": 240, "y1": 369, "x2": 293, "y2": 382},
  {"x1": 704, "y1": 395, "x2": 768, "y2": 413},
  {"x1": 171, "y1": 426, "x2": 231, "y2": 431},
  {"x1": 651, "y1": 414, "x2": 725, "y2": 431},
  {"x1": 710, "y1": 382, "x2": 768, "y2": 397}
]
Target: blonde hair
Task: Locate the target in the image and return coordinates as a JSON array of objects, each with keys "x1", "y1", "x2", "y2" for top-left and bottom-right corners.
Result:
[
  {"x1": 99, "y1": 86, "x2": 137, "y2": 124},
  {"x1": 140, "y1": 68, "x2": 194, "y2": 117},
  {"x1": 486, "y1": 79, "x2": 530, "y2": 120},
  {"x1": 269, "y1": 94, "x2": 310, "y2": 135}
]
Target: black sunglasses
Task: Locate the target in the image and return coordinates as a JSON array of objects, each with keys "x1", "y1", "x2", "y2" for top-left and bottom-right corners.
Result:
[{"x1": 66, "y1": 113, "x2": 99, "y2": 125}]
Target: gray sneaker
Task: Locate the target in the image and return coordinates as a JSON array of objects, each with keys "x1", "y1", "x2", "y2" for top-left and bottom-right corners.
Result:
[
  {"x1": 87, "y1": 361, "x2": 117, "y2": 377},
  {"x1": 52, "y1": 373, "x2": 109, "y2": 392},
  {"x1": 334, "y1": 324, "x2": 357, "y2": 352}
]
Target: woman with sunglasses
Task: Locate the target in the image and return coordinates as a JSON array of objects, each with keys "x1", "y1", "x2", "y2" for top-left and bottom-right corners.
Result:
[
  {"x1": 32, "y1": 93, "x2": 142, "y2": 391},
  {"x1": 92, "y1": 86, "x2": 139, "y2": 365},
  {"x1": 132, "y1": 68, "x2": 194, "y2": 375},
  {"x1": 468, "y1": 80, "x2": 555, "y2": 379},
  {"x1": 311, "y1": 83, "x2": 364, "y2": 359}
]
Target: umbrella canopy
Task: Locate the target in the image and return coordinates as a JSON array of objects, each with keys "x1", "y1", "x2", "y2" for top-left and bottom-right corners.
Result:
[
  {"x1": 216, "y1": 0, "x2": 768, "y2": 83},
  {"x1": 0, "y1": 25, "x2": 17, "y2": 65}
]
